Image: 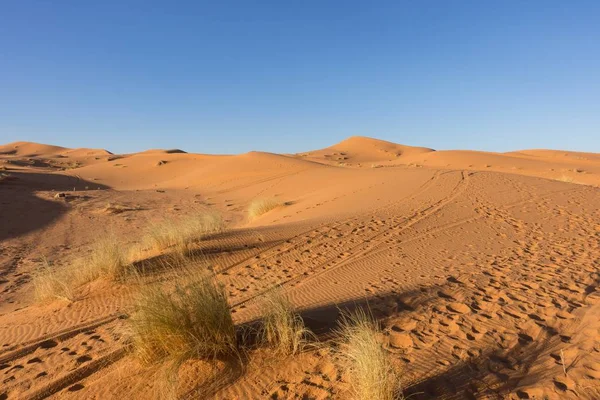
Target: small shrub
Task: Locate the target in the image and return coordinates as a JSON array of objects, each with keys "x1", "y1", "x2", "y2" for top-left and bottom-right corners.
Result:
[
  {"x1": 337, "y1": 308, "x2": 401, "y2": 400},
  {"x1": 260, "y1": 290, "x2": 311, "y2": 356},
  {"x1": 130, "y1": 270, "x2": 236, "y2": 366},
  {"x1": 248, "y1": 198, "x2": 283, "y2": 219}
]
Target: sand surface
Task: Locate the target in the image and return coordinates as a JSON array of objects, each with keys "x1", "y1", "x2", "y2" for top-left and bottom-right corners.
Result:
[{"x1": 1, "y1": 136, "x2": 599, "y2": 399}]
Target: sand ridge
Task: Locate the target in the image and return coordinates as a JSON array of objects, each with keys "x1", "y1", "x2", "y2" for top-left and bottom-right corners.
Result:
[
  {"x1": 297, "y1": 136, "x2": 434, "y2": 165},
  {"x1": 0, "y1": 137, "x2": 599, "y2": 399}
]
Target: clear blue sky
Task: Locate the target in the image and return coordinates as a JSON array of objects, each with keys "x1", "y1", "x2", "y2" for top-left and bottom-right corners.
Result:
[{"x1": 1, "y1": 1, "x2": 598, "y2": 154}]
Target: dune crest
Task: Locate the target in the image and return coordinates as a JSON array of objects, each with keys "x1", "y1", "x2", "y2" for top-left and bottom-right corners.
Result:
[
  {"x1": 0, "y1": 141, "x2": 111, "y2": 158},
  {"x1": 298, "y1": 135, "x2": 434, "y2": 165}
]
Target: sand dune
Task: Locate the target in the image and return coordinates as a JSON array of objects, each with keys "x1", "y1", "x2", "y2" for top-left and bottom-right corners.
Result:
[
  {"x1": 507, "y1": 148, "x2": 600, "y2": 162},
  {"x1": 298, "y1": 136, "x2": 434, "y2": 165},
  {"x1": 1, "y1": 137, "x2": 599, "y2": 399},
  {"x1": 0, "y1": 141, "x2": 111, "y2": 158},
  {"x1": 398, "y1": 149, "x2": 600, "y2": 186},
  {"x1": 0, "y1": 141, "x2": 71, "y2": 157}
]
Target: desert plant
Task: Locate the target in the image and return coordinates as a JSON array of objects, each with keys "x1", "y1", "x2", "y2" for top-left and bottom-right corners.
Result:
[
  {"x1": 337, "y1": 308, "x2": 402, "y2": 400},
  {"x1": 248, "y1": 198, "x2": 283, "y2": 219},
  {"x1": 259, "y1": 290, "x2": 312, "y2": 356},
  {"x1": 74, "y1": 235, "x2": 130, "y2": 284},
  {"x1": 130, "y1": 270, "x2": 236, "y2": 367},
  {"x1": 144, "y1": 212, "x2": 224, "y2": 254},
  {"x1": 32, "y1": 258, "x2": 74, "y2": 302},
  {"x1": 557, "y1": 174, "x2": 575, "y2": 183},
  {"x1": 556, "y1": 174, "x2": 590, "y2": 185},
  {"x1": 33, "y1": 236, "x2": 128, "y2": 302}
]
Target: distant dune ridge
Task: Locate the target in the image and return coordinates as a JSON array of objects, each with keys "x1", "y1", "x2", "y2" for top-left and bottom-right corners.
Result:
[
  {"x1": 0, "y1": 141, "x2": 112, "y2": 157},
  {"x1": 298, "y1": 136, "x2": 434, "y2": 164},
  {"x1": 1, "y1": 136, "x2": 597, "y2": 187},
  {"x1": 1, "y1": 136, "x2": 599, "y2": 399}
]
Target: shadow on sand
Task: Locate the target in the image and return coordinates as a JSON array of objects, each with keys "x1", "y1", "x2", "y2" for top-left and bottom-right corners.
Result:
[
  {"x1": 0, "y1": 171, "x2": 109, "y2": 241},
  {"x1": 187, "y1": 274, "x2": 576, "y2": 399}
]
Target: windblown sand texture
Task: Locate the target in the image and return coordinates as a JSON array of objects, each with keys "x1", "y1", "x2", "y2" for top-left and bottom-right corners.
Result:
[{"x1": 1, "y1": 136, "x2": 599, "y2": 399}]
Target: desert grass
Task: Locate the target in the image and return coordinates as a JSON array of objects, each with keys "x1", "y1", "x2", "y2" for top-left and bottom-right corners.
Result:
[
  {"x1": 78, "y1": 236, "x2": 130, "y2": 282},
  {"x1": 557, "y1": 174, "x2": 576, "y2": 184},
  {"x1": 555, "y1": 174, "x2": 590, "y2": 186},
  {"x1": 130, "y1": 268, "x2": 236, "y2": 367},
  {"x1": 32, "y1": 258, "x2": 74, "y2": 302},
  {"x1": 128, "y1": 255, "x2": 239, "y2": 399},
  {"x1": 259, "y1": 290, "x2": 312, "y2": 356},
  {"x1": 33, "y1": 236, "x2": 129, "y2": 302},
  {"x1": 337, "y1": 308, "x2": 402, "y2": 400},
  {"x1": 248, "y1": 198, "x2": 284, "y2": 219},
  {"x1": 144, "y1": 212, "x2": 224, "y2": 254}
]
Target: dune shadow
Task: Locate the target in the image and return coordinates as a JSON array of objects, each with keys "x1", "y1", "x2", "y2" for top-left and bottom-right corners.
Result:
[
  {"x1": 402, "y1": 331, "x2": 564, "y2": 400},
  {"x1": 0, "y1": 171, "x2": 109, "y2": 241},
  {"x1": 298, "y1": 288, "x2": 435, "y2": 338},
  {"x1": 131, "y1": 238, "x2": 285, "y2": 277}
]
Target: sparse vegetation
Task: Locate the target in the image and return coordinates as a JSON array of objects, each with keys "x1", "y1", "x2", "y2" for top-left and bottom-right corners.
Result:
[
  {"x1": 337, "y1": 308, "x2": 402, "y2": 400},
  {"x1": 144, "y1": 212, "x2": 224, "y2": 254},
  {"x1": 557, "y1": 174, "x2": 574, "y2": 183},
  {"x1": 32, "y1": 258, "x2": 74, "y2": 302},
  {"x1": 130, "y1": 269, "x2": 236, "y2": 367},
  {"x1": 259, "y1": 290, "x2": 312, "y2": 356},
  {"x1": 60, "y1": 161, "x2": 82, "y2": 170},
  {"x1": 248, "y1": 198, "x2": 284, "y2": 219},
  {"x1": 33, "y1": 236, "x2": 129, "y2": 302},
  {"x1": 75, "y1": 235, "x2": 130, "y2": 283}
]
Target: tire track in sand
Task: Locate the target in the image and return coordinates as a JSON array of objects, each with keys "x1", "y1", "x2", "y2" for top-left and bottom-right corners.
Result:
[{"x1": 229, "y1": 170, "x2": 469, "y2": 313}]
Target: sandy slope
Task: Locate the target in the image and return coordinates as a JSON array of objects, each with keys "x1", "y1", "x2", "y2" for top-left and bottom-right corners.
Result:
[
  {"x1": 0, "y1": 137, "x2": 599, "y2": 399},
  {"x1": 297, "y1": 136, "x2": 434, "y2": 165}
]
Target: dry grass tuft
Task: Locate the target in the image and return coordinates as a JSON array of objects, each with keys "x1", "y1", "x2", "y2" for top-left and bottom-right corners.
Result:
[
  {"x1": 130, "y1": 268, "x2": 237, "y2": 367},
  {"x1": 259, "y1": 290, "x2": 312, "y2": 356},
  {"x1": 337, "y1": 308, "x2": 402, "y2": 400},
  {"x1": 557, "y1": 174, "x2": 575, "y2": 183},
  {"x1": 555, "y1": 174, "x2": 589, "y2": 185},
  {"x1": 33, "y1": 236, "x2": 129, "y2": 302},
  {"x1": 32, "y1": 258, "x2": 74, "y2": 302},
  {"x1": 248, "y1": 198, "x2": 284, "y2": 219},
  {"x1": 144, "y1": 212, "x2": 224, "y2": 254},
  {"x1": 75, "y1": 236, "x2": 130, "y2": 284}
]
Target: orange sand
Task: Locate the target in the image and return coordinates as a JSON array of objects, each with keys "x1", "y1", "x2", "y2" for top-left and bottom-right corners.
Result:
[{"x1": 1, "y1": 137, "x2": 599, "y2": 399}]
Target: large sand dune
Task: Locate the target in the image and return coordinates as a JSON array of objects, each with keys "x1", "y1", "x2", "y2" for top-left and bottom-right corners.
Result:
[{"x1": 1, "y1": 137, "x2": 599, "y2": 399}]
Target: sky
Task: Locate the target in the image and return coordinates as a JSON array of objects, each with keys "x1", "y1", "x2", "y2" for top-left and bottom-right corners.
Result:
[{"x1": 1, "y1": 1, "x2": 599, "y2": 154}]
